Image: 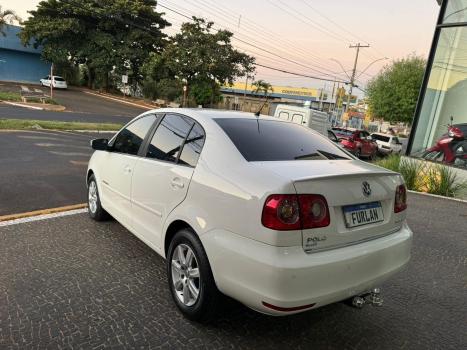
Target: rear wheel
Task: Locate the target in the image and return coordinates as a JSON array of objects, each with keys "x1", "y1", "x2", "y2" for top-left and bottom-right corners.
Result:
[
  {"x1": 354, "y1": 148, "x2": 361, "y2": 159},
  {"x1": 87, "y1": 175, "x2": 109, "y2": 221},
  {"x1": 167, "y1": 228, "x2": 223, "y2": 323}
]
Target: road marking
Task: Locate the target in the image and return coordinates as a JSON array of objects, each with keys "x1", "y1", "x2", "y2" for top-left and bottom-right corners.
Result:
[
  {"x1": 0, "y1": 203, "x2": 87, "y2": 225},
  {"x1": 3, "y1": 101, "x2": 44, "y2": 110},
  {"x1": 17, "y1": 135, "x2": 63, "y2": 141},
  {"x1": 49, "y1": 151, "x2": 90, "y2": 157},
  {"x1": 83, "y1": 91, "x2": 152, "y2": 110},
  {"x1": 70, "y1": 160, "x2": 89, "y2": 166},
  {"x1": 35, "y1": 143, "x2": 89, "y2": 150}
]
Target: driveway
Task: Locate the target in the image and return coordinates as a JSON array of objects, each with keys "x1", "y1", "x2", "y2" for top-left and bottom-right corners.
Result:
[
  {"x1": 0, "y1": 81, "x2": 148, "y2": 118},
  {"x1": 0, "y1": 130, "x2": 115, "y2": 216},
  {"x1": 0, "y1": 193, "x2": 465, "y2": 349}
]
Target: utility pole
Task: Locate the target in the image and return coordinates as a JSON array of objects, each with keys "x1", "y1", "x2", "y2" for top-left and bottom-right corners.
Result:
[{"x1": 345, "y1": 43, "x2": 369, "y2": 112}]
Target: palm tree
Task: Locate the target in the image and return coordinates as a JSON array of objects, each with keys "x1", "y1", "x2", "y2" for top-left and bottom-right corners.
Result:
[
  {"x1": 252, "y1": 80, "x2": 274, "y2": 98},
  {"x1": 0, "y1": 7, "x2": 21, "y2": 36}
]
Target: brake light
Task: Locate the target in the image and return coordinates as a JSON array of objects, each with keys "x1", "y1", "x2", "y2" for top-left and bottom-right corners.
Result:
[
  {"x1": 262, "y1": 194, "x2": 330, "y2": 230},
  {"x1": 394, "y1": 184, "x2": 407, "y2": 213},
  {"x1": 299, "y1": 194, "x2": 330, "y2": 229}
]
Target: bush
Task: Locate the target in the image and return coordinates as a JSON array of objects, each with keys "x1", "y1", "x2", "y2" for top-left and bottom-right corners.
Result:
[{"x1": 374, "y1": 154, "x2": 466, "y2": 197}]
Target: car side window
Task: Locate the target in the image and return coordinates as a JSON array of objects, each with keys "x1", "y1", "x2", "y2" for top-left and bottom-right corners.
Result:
[
  {"x1": 112, "y1": 114, "x2": 157, "y2": 156},
  {"x1": 146, "y1": 114, "x2": 194, "y2": 163},
  {"x1": 178, "y1": 122, "x2": 205, "y2": 167}
]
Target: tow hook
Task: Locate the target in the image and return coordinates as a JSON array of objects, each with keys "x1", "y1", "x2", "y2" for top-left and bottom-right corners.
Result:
[{"x1": 350, "y1": 288, "x2": 383, "y2": 308}]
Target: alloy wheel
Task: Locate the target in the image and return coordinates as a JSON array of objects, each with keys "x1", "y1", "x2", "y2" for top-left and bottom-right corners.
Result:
[
  {"x1": 171, "y1": 244, "x2": 200, "y2": 306},
  {"x1": 88, "y1": 181, "x2": 98, "y2": 214}
]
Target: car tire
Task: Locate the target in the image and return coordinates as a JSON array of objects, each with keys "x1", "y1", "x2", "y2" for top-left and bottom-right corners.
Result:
[
  {"x1": 167, "y1": 228, "x2": 223, "y2": 323},
  {"x1": 87, "y1": 174, "x2": 109, "y2": 221},
  {"x1": 354, "y1": 148, "x2": 361, "y2": 159},
  {"x1": 369, "y1": 151, "x2": 376, "y2": 161}
]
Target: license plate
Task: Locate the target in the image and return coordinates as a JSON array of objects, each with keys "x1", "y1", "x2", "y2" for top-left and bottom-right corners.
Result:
[{"x1": 343, "y1": 202, "x2": 384, "y2": 228}]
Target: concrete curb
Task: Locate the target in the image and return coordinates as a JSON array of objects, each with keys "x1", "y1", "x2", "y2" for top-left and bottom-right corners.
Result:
[
  {"x1": 408, "y1": 190, "x2": 467, "y2": 204},
  {"x1": 3, "y1": 101, "x2": 44, "y2": 110},
  {"x1": 82, "y1": 91, "x2": 153, "y2": 110},
  {"x1": 0, "y1": 203, "x2": 87, "y2": 223}
]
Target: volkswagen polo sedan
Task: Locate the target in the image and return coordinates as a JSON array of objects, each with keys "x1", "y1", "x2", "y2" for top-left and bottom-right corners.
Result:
[{"x1": 86, "y1": 109, "x2": 412, "y2": 322}]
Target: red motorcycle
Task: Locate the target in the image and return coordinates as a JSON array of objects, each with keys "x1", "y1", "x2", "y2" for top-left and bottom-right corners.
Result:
[{"x1": 422, "y1": 119, "x2": 467, "y2": 167}]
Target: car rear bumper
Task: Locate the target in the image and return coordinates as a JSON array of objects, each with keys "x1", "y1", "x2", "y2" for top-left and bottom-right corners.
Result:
[{"x1": 201, "y1": 222, "x2": 412, "y2": 315}]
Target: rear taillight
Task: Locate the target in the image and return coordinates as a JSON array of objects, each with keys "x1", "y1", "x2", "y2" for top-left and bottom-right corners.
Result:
[
  {"x1": 394, "y1": 184, "x2": 407, "y2": 213},
  {"x1": 262, "y1": 194, "x2": 330, "y2": 231},
  {"x1": 299, "y1": 194, "x2": 330, "y2": 229}
]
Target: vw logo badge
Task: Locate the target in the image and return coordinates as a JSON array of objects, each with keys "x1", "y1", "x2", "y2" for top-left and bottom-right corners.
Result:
[{"x1": 362, "y1": 181, "x2": 371, "y2": 197}]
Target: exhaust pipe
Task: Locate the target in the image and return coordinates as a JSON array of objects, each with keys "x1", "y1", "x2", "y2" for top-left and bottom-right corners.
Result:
[{"x1": 349, "y1": 288, "x2": 383, "y2": 308}]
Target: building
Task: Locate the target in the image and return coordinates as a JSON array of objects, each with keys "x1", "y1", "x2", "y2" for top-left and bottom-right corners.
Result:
[
  {"x1": 0, "y1": 24, "x2": 50, "y2": 84},
  {"x1": 220, "y1": 82, "x2": 340, "y2": 116},
  {"x1": 407, "y1": 0, "x2": 467, "y2": 174}
]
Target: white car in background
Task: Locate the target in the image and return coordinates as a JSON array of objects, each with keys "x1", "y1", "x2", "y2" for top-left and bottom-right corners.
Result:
[
  {"x1": 371, "y1": 133, "x2": 403, "y2": 155},
  {"x1": 40, "y1": 75, "x2": 68, "y2": 89},
  {"x1": 86, "y1": 109, "x2": 412, "y2": 322}
]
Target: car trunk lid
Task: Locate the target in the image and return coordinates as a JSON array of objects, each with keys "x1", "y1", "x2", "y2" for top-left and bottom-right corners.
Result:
[{"x1": 254, "y1": 160, "x2": 405, "y2": 252}]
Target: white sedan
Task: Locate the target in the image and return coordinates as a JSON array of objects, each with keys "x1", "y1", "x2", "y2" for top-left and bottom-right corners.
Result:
[
  {"x1": 86, "y1": 109, "x2": 412, "y2": 322},
  {"x1": 40, "y1": 75, "x2": 68, "y2": 89},
  {"x1": 371, "y1": 133, "x2": 403, "y2": 155}
]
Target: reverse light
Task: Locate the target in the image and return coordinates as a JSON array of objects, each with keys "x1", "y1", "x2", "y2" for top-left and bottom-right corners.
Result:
[
  {"x1": 394, "y1": 184, "x2": 407, "y2": 213},
  {"x1": 262, "y1": 194, "x2": 330, "y2": 230}
]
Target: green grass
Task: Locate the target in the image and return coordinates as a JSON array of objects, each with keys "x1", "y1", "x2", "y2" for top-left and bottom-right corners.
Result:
[
  {"x1": 0, "y1": 91, "x2": 22, "y2": 101},
  {"x1": 0, "y1": 118, "x2": 123, "y2": 131}
]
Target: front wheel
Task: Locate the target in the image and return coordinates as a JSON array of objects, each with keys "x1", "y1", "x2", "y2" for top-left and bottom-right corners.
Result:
[
  {"x1": 167, "y1": 228, "x2": 223, "y2": 323},
  {"x1": 87, "y1": 175, "x2": 109, "y2": 221}
]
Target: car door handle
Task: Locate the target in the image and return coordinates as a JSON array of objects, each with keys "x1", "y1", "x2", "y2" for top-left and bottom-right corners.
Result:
[
  {"x1": 171, "y1": 177, "x2": 184, "y2": 189},
  {"x1": 123, "y1": 165, "x2": 132, "y2": 174}
]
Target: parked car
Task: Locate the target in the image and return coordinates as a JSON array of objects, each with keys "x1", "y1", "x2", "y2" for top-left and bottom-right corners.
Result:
[
  {"x1": 87, "y1": 109, "x2": 412, "y2": 322},
  {"x1": 331, "y1": 126, "x2": 355, "y2": 140},
  {"x1": 274, "y1": 104, "x2": 328, "y2": 137},
  {"x1": 339, "y1": 129, "x2": 378, "y2": 159},
  {"x1": 371, "y1": 133, "x2": 403, "y2": 155},
  {"x1": 40, "y1": 75, "x2": 68, "y2": 89}
]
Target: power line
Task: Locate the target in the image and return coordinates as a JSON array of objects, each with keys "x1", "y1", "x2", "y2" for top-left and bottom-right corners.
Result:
[
  {"x1": 158, "y1": 0, "x2": 349, "y2": 79},
  {"x1": 156, "y1": 2, "x2": 348, "y2": 81},
  {"x1": 254, "y1": 63, "x2": 349, "y2": 83}
]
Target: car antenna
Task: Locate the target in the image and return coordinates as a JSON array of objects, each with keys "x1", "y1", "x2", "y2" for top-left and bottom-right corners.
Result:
[{"x1": 254, "y1": 96, "x2": 269, "y2": 117}]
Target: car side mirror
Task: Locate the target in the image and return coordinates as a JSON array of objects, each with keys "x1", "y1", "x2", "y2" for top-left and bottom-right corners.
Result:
[
  {"x1": 366, "y1": 136, "x2": 373, "y2": 141},
  {"x1": 90, "y1": 138, "x2": 109, "y2": 151}
]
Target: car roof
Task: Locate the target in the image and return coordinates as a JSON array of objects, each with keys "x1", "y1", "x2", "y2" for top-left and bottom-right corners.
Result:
[
  {"x1": 145, "y1": 108, "x2": 282, "y2": 122},
  {"x1": 371, "y1": 132, "x2": 393, "y2": 137}
]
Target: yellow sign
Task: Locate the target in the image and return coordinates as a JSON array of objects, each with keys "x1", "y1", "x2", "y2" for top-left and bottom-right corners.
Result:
[{"x1": 225, "y1": 82, "x2": 320, "y2": 98}]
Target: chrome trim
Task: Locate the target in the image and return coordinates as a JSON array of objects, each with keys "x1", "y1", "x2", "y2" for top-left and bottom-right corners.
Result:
[{"x1": 304, "y1": 226, "x2": 402, "y2": 254}]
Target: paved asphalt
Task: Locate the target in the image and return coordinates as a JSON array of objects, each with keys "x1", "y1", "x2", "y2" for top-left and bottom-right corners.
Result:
[
  {"x1": 0, "y1": 82, "x2": 149, "y2": 124},
  {"x1": 0, "y1": 193, "x2": 465, "y2": 349},
  {"x1": 0, "y1": 130, "x2": 115, "y2": 216},
  {"x1": 0, "y1": 104, "x2": 132, "y2": 124}
]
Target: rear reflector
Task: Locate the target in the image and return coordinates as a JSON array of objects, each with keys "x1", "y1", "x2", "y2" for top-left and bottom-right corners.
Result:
[
  {"x1": 262, "y1": 301, "x2": 316, "y2": 312},
  {"x1": 262, "y1": 194, "x2": 330, "y2": 231},
  {"x1": 394, "y1": 184, "x2": 407, "y2": 213}
]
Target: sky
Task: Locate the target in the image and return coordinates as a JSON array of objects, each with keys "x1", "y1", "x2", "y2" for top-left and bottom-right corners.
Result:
[{"x1": 3, "y1": 0, "x2": 440, "y2": 96}]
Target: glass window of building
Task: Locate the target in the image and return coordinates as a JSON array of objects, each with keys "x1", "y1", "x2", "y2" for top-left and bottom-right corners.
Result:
[{"x1": 409, "y1": 0, "x2": 467, "y2": 169}]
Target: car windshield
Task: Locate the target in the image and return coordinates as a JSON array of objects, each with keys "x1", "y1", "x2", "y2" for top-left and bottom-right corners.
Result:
[
  {"x1": 372, "y1": 134, "x2": 390, "y2": 142},
  {"x1": 54, "y1": 77, "x2": 65, "y2": 81},
  {"x1": 215, "y1": 118, "x2": 351, "y2": 161}
]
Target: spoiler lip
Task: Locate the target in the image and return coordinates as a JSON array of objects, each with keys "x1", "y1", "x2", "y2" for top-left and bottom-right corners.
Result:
[{"x1": 292, "y1": 170, "x2": 399, "y2": 183}]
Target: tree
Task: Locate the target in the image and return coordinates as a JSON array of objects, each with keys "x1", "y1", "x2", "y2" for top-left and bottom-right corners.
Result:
[
  {"x1": 20, "y1": 0, "x2": 169, "y2": 90},
  {"x1": 0, "y1": 6, "x2": 21, "y2": 36},
  {"x1": 252, "y1": 79, "x2": 274, "y2": 98},
  {"x1": 366, "y1": 55, "x2": 426, "y2": 124},
  {"x1": 161, "y1": 17, "x2": 255, "y2": 106}
]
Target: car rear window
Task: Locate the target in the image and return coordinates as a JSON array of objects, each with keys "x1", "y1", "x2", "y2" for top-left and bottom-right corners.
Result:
[
  {"x1": 372, "y1": 134, "x2": 390, "y2": 142},
  {"x1": 332, "y1": 128, "x2": 353, "y2": 137},
  {"x1": 54, "y1": 77, "x2": 65, "y2": 81},
  {"x1": 215, "y1": 118, "x2": 351, "y2": 161}
]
